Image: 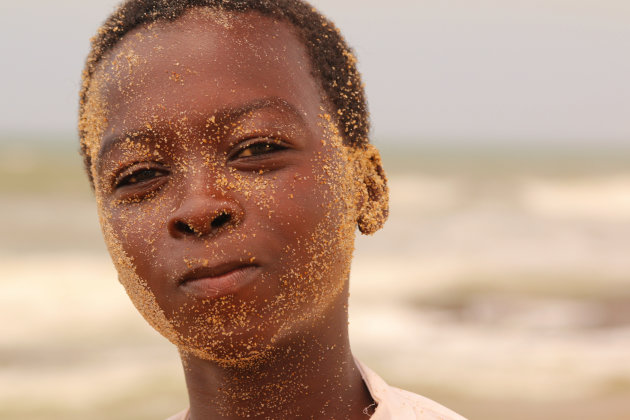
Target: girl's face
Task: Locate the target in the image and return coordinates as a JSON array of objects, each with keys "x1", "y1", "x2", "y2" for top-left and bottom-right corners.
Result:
[{"x1": 83, "y1": 10, "x2": 363, "y2": 363}]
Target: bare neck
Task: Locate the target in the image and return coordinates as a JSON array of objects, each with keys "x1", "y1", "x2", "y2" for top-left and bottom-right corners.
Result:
[{"x1": 179, "y1": 302, "x2": 374, "y2": 420}]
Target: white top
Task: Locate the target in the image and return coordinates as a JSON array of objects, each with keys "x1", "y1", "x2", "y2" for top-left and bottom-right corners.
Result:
[
  {"x1": 166, "y1": 360, "x2": 467, "y2": 420},
  {"x1": 354, "y1": 360, "x2": 467, "y2": 420}
]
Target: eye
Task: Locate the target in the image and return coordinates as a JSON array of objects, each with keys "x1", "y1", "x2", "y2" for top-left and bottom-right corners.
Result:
[
  {"x1": 115, "y1": 167, "x2": 168, "y2": 189},
  {"x1": 232, "y1": 139, "x2": 286, "y2": 159}
]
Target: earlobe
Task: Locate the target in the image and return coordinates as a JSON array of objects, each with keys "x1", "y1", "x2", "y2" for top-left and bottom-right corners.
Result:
[{"x1": 354, "y1": 145, "x2": 389, "y2": 235}]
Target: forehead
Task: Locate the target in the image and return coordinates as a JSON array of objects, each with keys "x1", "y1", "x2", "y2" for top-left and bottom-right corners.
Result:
[{"x1": 90, "y1": 9, "x2": 327, "y2": 144}]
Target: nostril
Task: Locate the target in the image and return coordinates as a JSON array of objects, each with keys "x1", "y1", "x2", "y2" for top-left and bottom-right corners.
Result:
[
  {"x1": 171, "y1": 209, "x2": 236, "y2": 238},
  {"x1": 211, "y1": 211, "x2": 231, "y2": 229},
  {"x1": 175, "y1": 221, "x2": 196, "y2": 235}
]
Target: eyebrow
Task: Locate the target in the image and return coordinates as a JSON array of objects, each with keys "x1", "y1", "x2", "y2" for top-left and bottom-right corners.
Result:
[{"x1": 96, "y1": 97, "x2": 307, "y2": 164}]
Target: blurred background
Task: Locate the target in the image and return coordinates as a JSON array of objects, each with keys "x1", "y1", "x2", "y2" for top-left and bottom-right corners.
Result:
[{"x1": 1, "y1": 1, "x2": 629, "y2": 419}]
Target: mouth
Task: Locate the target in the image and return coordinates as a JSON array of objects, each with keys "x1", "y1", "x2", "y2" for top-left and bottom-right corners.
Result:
[{"x1": 178, "y1": 261, "x2": 260, "y2": 298}]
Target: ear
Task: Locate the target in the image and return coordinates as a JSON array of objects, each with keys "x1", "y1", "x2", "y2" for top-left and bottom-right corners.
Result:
[{"x1": 354, "y1": 145, "x2": 389, "y2": 235}]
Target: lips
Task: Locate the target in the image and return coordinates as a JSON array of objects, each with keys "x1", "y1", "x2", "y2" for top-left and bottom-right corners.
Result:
[{"x1": 178, "y1": 261, "x2": 260, "y2": 298}]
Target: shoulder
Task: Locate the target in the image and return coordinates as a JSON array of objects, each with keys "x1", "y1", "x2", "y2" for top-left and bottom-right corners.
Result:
[
  {"x1": 386, "y1": 385, "x2": 468, "y2": 420},
  {"x1": 164, "y1": 409, "x2": 188, "y2": 420},
  {"x1": 355, "y1": 360, "x2": 467, "y2": 420}
]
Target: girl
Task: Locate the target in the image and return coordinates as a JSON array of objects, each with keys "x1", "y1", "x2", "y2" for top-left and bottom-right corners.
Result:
[{"x1": 78, "y1": 1, "x2": 467, "y2": 419}]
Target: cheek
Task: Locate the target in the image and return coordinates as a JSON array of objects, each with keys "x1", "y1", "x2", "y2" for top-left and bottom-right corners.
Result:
[
  {"x1": 101, "y1": 194, "x2": 184, "y2": 312},
  {"x1": 262, "y1": 153, "x2": 357, "y2": 315},
  {"x1": 94, "y1": 192, "x2": 182, "y2": 346},
  {"x1": 103, "y1": 198, "x2": 167, "y2": 268}
]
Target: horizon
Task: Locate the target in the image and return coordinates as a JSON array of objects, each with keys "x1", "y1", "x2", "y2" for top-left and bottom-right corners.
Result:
[{"x1": 1, "y1": 0, "x2": 629, "y2": 146}]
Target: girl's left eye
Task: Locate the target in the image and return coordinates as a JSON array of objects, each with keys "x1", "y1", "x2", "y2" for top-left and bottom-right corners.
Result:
[
  {"x1": 233, "y1": 141, "x2": 286, "y2": 159},
  {"x1": 115, "y1": 168, "x2": 167, "y2": 188}
]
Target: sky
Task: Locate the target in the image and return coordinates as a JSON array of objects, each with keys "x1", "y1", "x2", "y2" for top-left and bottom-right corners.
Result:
[{"x1": 1, "y1": 0, "x2": 629, "y2": 146}]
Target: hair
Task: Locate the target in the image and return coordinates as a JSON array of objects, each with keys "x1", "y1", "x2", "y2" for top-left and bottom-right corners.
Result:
[{"x1": 79, "y1": 0, "x2": 371, "y2": 184}]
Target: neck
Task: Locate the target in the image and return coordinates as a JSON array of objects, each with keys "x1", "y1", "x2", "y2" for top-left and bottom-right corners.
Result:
[{"x1": 179, "y1": 299, "x2": 374, "y2": 419}]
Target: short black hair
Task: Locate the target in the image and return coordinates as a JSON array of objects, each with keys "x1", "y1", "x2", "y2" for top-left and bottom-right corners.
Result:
[{"x1": 79, "y1": 0, "x2": 370, "y2": 182}]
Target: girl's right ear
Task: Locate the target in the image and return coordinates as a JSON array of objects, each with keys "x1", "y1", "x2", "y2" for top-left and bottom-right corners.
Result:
[{"x1": 355, "y1": 145, "x2": 389, "y2": 235}]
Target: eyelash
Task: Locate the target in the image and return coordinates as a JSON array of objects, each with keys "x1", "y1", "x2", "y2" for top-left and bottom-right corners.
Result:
[
  {"x1": 114, "y1": 163, "x2": 169, "y2": 189},
  {"x1": 230, "y1": 138, "x2": 287, "y2": 160}
]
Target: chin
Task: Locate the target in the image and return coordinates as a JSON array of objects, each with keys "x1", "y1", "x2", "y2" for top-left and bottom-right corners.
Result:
[
  {"x1": 165, "y1": 303, "x2": 282, "y2": 365},
  {"x1": 174, "y1": 324, "x2": 280, "y2": 368}
]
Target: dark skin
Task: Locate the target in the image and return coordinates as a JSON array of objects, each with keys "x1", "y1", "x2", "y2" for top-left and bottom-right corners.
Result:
[{"x1": 85, "y1": 9, "x2": 377, "y2": 420}]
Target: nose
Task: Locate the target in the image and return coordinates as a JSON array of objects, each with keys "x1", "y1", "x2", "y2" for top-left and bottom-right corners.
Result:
[{"x1": 167, "y1": 195, "x2": 243, "y2": 238}]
